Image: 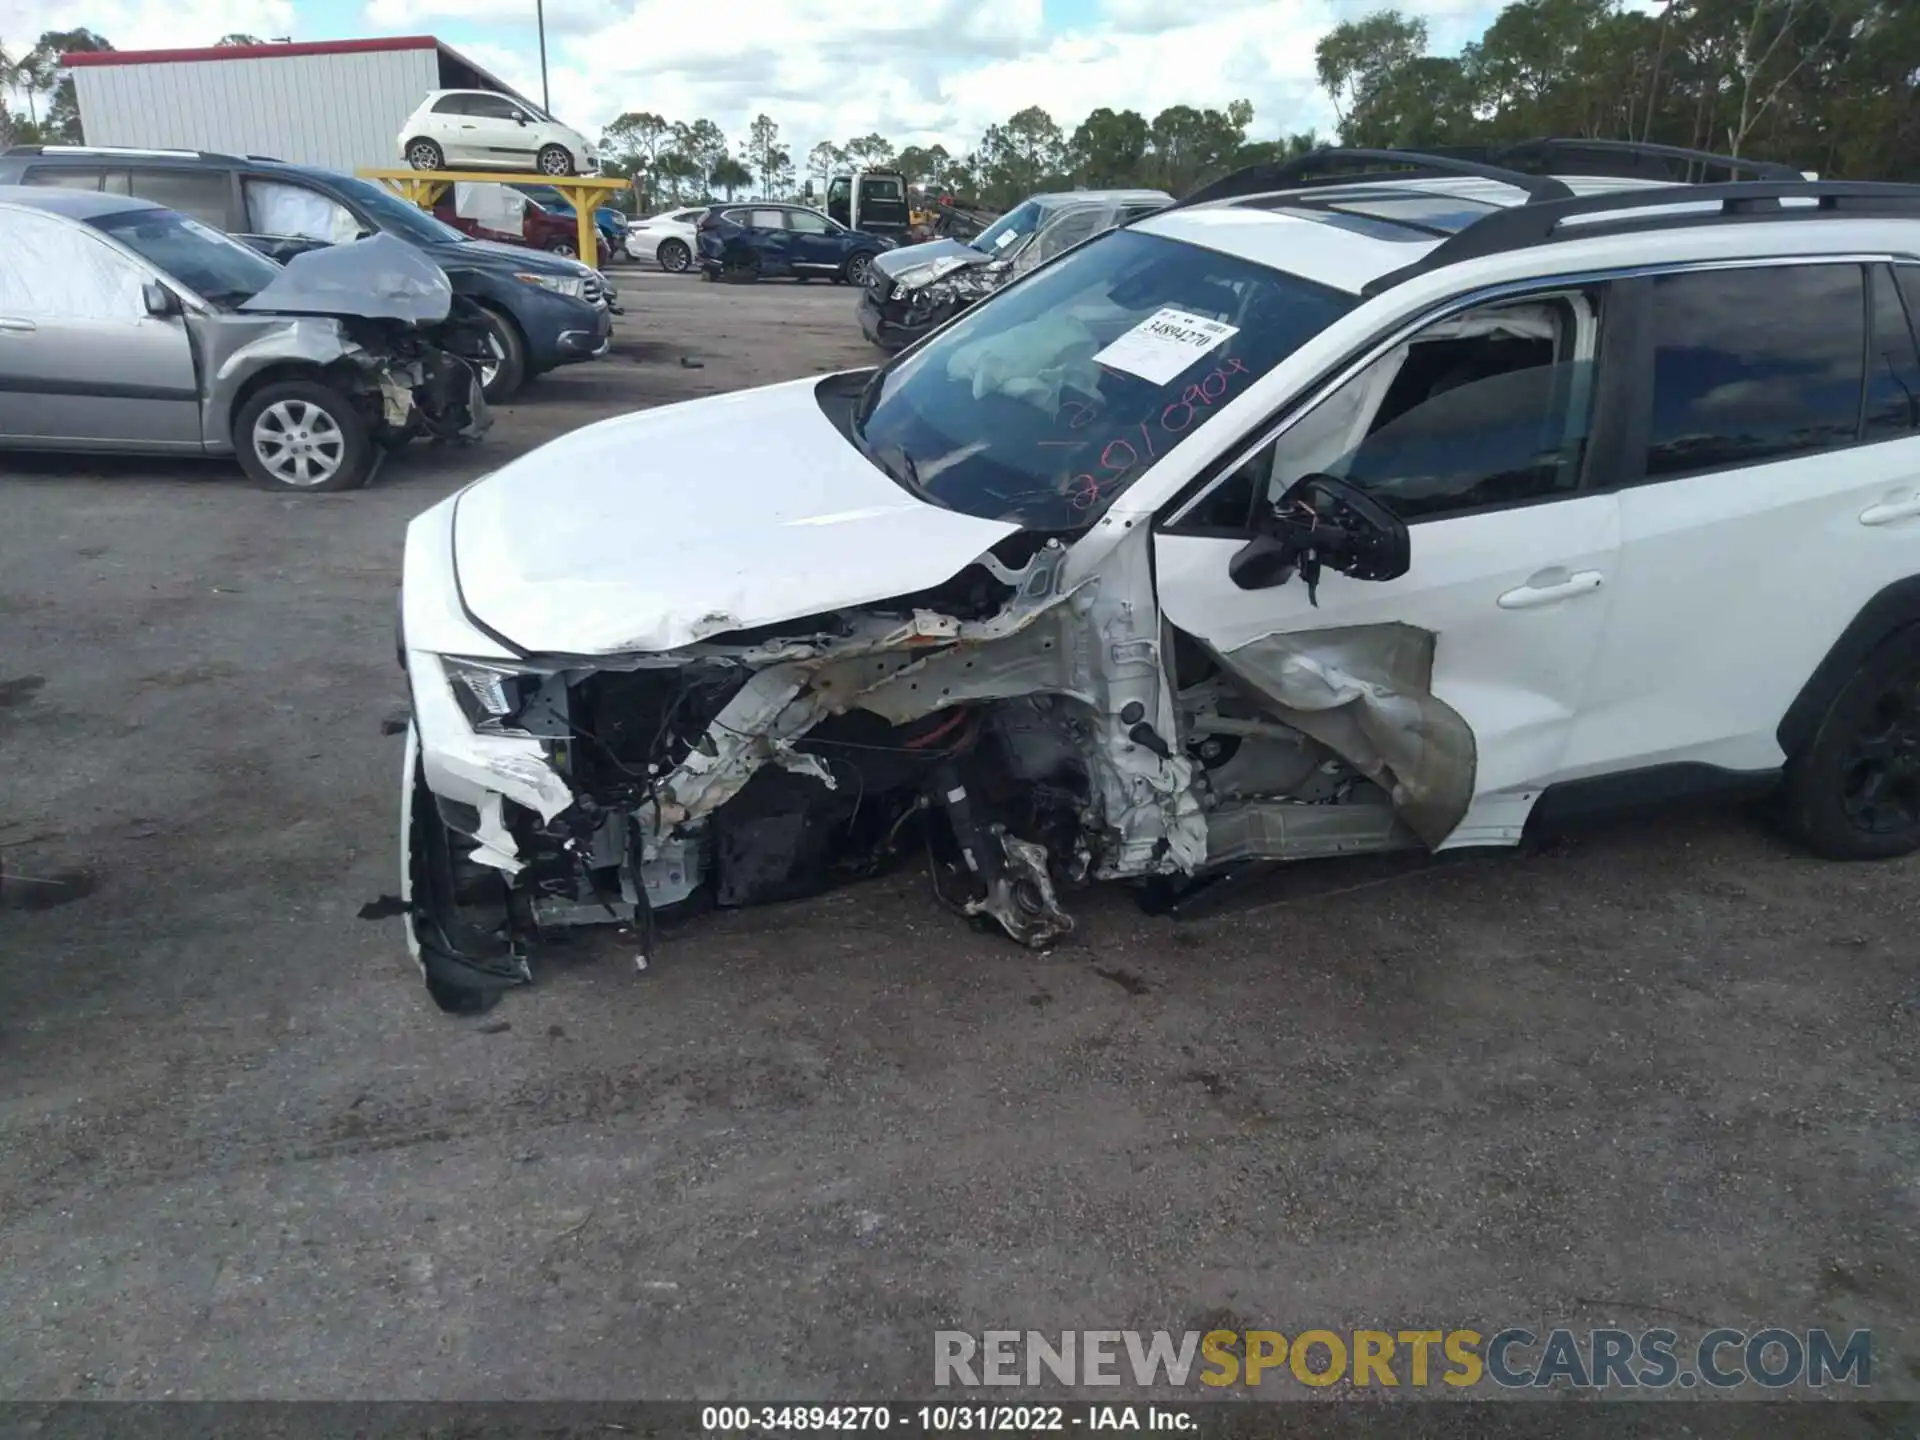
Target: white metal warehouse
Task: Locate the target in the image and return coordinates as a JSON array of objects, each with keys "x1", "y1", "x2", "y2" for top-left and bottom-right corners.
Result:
[{"x1": 67, "y1": 36, "x2": 539, "y2": 173}]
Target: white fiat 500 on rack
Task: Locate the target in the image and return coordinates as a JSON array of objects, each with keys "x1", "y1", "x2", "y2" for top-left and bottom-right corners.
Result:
[{"x1": 396, "y1": 139, "x2": 1920, "y2": 1013}]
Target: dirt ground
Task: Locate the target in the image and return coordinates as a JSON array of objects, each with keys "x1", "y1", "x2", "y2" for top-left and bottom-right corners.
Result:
[{"x1": 1, "y1": 269, "x2": 1916, "y2": 1409}]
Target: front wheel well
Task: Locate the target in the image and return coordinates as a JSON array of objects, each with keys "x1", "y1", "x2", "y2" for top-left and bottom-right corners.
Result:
[{"x1": 227, "y1": 362, "x2": 355, "y2": 440}]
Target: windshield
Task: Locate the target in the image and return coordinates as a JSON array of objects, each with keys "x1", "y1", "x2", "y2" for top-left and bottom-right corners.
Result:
[
  {"x1": 89, "y1": 206, "x2": 283, "y2": 307},
  {"x1": 324, "y1": 173, "x2": 470, "y2": 245},
  {"x1": 851, "y1": 227, "x2": 1356, "y2": 529},
  {"x1": 970, "y1": 199, "x2": 1051, "y2": 257}
]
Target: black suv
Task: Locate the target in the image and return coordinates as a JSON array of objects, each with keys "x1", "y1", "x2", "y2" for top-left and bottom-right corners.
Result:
[{"x1": 0, "y1": 147, "x2": 615, "y2": 400}]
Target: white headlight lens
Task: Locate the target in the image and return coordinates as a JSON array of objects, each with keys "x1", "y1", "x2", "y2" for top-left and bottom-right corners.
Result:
[{"x1": 513, "y1": 271, "x2": 587, "y2": 299}]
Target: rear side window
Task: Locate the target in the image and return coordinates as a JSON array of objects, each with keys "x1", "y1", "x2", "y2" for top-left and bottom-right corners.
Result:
[
  {"x1": 24, "y1": 166, "x2": 128, "y2": 194},
  {"x1": 431, "y1": 94, "x2": 473, "y2": 114},
  {"x1": 126, "y1": 169, "x2": 232, "y2": 228},
  {"x1": 1643, "y1": 265, "x2": 1865, "y2": 478},
  {"x1": 1866, "y1": 264, "x2": 1920, "y2": 441},
  {"x1": 466, "y1": 94, "x2": 524, "y2": 121},
  {"x1": 749, "y1": 209, "x2": 785, "y2": 229}
]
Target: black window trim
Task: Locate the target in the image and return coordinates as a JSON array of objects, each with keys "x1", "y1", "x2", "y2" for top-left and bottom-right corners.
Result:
[
  {"x1": 1866, "y1": 261, "x2": 1920, "y2": 442},
  {"x1": 1609, "y1": 254, "x2": 1904, "y2": 491},
  {"x1": 1157, "y1": 273, "x2": 1635, "y2": 538}
]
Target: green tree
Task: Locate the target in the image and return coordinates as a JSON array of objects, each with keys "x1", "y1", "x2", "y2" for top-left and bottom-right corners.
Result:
[
  {"x1": 602, "y1": 111, "x2": 672, "y2": 208},
  {"x1": 841, "y1": 132, "x2": 896, "y2": 169},
  {"x1": 672, "y1": 118, "x2": 728, "y2": 187},
  {"x1": 709, "y1": 153, "x2": 752, "y2": 199},
  {"x1": 1145, "y1": 101, "x2": 1251, "y2": 193},
  {"x1": 744, "y1": 114, "x2": 782, "y2": 193},
  {"x1": 806, "y1": 140, "x2": 842, "y2": 193},
  {"x1": 763, "y1": 147, "x2": 795, "y2": 198},
  {"x1": 895, "y1": 142, "x2": 951, "y2": 191},
  {"x1": 1068, "y1": 107, "x2": 1150, "y2": 186},
  {"x1": 31, "y1": 28, "x2": 111, "y2": 142},
  {"x1": 1315, "y1": 10, "x2": 1430, "y2": 129},
  {"x1": 975, "y1": 106, "x2": 1066, "y2": 205}
]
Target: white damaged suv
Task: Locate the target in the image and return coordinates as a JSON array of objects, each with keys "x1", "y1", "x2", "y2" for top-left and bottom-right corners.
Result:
[{"x1": 398, "y1": 139, "x2": 1920, "y2": 1013}]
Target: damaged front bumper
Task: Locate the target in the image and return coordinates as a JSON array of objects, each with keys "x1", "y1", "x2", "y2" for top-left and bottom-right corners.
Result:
[{"x1": 399, "y1": 512, "x2": 1207, "y2": 1005}]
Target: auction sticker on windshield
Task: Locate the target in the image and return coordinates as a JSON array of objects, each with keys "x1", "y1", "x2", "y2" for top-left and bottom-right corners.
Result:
[{"x1": 1093, "y1": 307, "x2": 1241, "y2": 385}]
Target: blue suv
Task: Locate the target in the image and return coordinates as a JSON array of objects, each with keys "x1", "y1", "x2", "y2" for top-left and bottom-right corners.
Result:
[{"x1": 696, "y1": 203, "x2": 894, "y2": 286}]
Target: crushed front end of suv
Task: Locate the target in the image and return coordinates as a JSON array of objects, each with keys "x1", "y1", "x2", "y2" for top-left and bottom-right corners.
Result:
[
  {"x1": 860, "y1": 189, "x2": 1170, "y2": 353},
  {"x1": 399, "y1": 148, "x2": 1920, "y2": 1014}
]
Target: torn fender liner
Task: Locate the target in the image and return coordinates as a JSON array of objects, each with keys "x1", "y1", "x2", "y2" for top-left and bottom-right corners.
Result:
[{"x1": 1210, "y1": 622, "x2": 1476, "y2": 848}]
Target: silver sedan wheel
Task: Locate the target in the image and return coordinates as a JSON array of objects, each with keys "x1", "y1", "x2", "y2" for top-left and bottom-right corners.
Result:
[{"x1": 251, "y1": 398, "x2": 346, "y2": 488}]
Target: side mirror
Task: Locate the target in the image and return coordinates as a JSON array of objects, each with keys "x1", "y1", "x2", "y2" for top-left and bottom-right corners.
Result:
[
  {"x1": 142, "y1": 281, "x2": 180, "y2": 317},
  {"x1": 515, "y1": 113, "x2": 530, "y2": 126},
  {"x1": 1228, "y1": 473, "x2": 1410, "y2": 603}
]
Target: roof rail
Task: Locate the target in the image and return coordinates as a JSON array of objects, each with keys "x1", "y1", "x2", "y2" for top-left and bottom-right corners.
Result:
[
  {"x1": 1491, "y1": 137, "x2": 1805, "y2": 182},
  {"x1": 1173, "y1": 146, "x2": 1575, "y2": 210},
  {"x1": 1361, "y1": 178, "x2": 1920, "y2": 295},
  {"x1": 1178, "y1": 138, "x2": 1813, "y2": 213}
]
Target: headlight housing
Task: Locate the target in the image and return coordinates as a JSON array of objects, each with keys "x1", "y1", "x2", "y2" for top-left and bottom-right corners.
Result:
[
  {"x1": 513, "y1": 271, "x2": 586, "y2": 299},
  {"x1": 444, "y1": 658, "x2": 533, "y2": 734},
  {"x1": 894, "y1": 254, "x2": 978, "y2": 290}
]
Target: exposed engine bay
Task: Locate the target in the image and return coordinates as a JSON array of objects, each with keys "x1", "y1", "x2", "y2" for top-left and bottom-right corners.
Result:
[{"x1": 405, "y1": 517, "x2": 1456, "y2": 1005}]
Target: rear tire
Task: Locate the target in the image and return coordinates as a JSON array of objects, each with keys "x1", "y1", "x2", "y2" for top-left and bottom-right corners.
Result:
[
  {"x1": 233, "y1": 380, "x2": 372, "y2": 493},
  {"x1": 473, "y1": 306, "x2": 527, "y2": 403},
  {"x1": 1782, "y1": 625, "x2": 1920, "y2": 859},
  {"x1": 657, "y1": 238, "x2": 691, "y2": 273},
  {"x1": 406, "y1": 138, "x2": 444, "y2": 171},
  {"x1": 536, "y1": 144, "x2": 575, "y2": 176}
]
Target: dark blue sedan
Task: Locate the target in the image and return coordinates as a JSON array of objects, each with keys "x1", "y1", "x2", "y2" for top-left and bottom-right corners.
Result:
[{"x1": 696, "y1": 203, "x2": 895, "y2": 285}]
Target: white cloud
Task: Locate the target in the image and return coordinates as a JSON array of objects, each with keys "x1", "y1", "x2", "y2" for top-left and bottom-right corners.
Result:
[
  {"x1": 0, "y1": 0, "x2": 293, "y2": 51},
  {"x1": 2, "y1": 0, "x2": 1501, "y2": 172}
]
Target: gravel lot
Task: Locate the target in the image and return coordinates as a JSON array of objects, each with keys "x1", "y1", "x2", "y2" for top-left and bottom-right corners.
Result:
[{"x1": 1, "y1": 269, "x2": 1916, "y2": 1409}]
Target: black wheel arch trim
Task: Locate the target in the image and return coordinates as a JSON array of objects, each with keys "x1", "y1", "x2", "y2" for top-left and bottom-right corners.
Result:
[{"x1": 1776, "y1": 577, "x2": 1920, "y2": 758}]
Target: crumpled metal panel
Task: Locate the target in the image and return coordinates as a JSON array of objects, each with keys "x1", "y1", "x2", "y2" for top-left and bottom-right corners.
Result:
[
  {"x1": 1209, "y1": 622, "x2": 1476, "y2": 849},
  {"x1": 644, "y1": 527, "x2": 1208, "y2": 881},
  {"x1": 241, "y1": 232, "x2": 453, "y2": 325}
]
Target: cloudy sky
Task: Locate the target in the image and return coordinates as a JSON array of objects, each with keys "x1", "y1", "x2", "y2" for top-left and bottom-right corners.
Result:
[{"x1": 2, "y1": 0, "x2": 1505, "y2": 160}]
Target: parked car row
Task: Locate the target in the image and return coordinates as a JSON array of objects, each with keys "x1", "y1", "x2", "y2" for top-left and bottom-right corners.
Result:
[
  {"x1": 0, "y1": 146, "x2": 616, "y2": 407},
  {"x1": 0, "y1": 187, "x2": 488, "y2": 492},
  {"x1": 0, "y1": 142, "x2": 627, "y2": 493}
]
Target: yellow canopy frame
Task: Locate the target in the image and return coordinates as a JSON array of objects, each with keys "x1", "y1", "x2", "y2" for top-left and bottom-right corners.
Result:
[{"x1": 359, "y1": 168, "x2": 631, "y2": 268}]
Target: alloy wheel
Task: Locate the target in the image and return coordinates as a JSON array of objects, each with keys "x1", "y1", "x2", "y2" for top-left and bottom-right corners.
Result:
[
  {"x1": 477, "y1": 330, "x2": 506, "y2": 391},
  {"x1": 407, "y1": 141, "x2": 442, "y2": 170},
  {"x1": 847, "y1": 253, "x2": 871, "y2": 286},
  {"x1": 1838, "y1": 678, "x2": 1920, "y2": 834},
  {"x1": 538, "y1": 147, "x2": 572, "y2": 175},
  {"x1": 252, "y1": 399, "x2": 346, "y2": 488}
]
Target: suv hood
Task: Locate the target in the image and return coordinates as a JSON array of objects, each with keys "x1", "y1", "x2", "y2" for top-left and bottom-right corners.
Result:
[
  {"x1": 436, "y1": 237, "x2": 588, "y2": 276},
  {"x1": 241, "y1": 233, "x2": 452, "y2": 323},
  {"x1": 872, "y1": 237, "x2": 987, "y2": 285},
  {"x1": 452, "y1": 376, "x2": 1019, "y2": 655}
]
